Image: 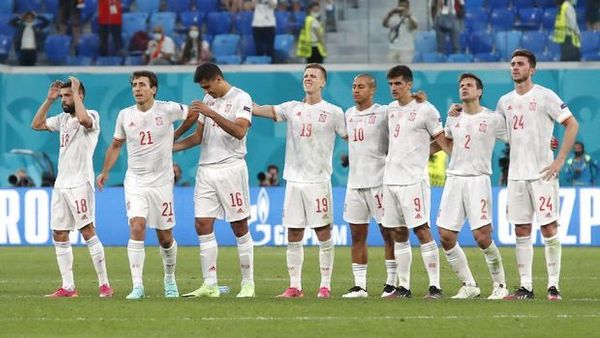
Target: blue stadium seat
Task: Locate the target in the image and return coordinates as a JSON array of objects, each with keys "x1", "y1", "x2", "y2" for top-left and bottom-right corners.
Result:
[
  {"x1": 275, "y1": 11, "x2": 290, "y2": 34},
  {"x1": 490, "y1": 9, "x2": 515, "y2": 32},
  {"x1": 150, "y1": 12, "x2": 177, "y2": 36},
  {"x1": 0, "y1": 34, "x2": 12, "y2": 62},
  {"x1": 290, "y1": 11, "x2": 306, "y2": 35},
  {"x1": 512, "y1": 0, "x2": 536, "y2": 7},
  {"x1": 124, "y1": 55, "x2": 144, "y2": 65},
  {"x1": 521, "y1": 31, "x2": 547, "y2": 55},
  {"x1": 447, "y1": 53, "x2": 474, "y2": 63},
  {"x1": 0, "y1": 0, "x2": 14, "y2": 13},
  {"x1": 206, "y1": 11, "x2": 233, "y2": 35},
  {"x1": 547, "y1": 40, "x2": 560, "y2": 56},
  {"x1": 415, "y1": 30, "x2": 437, "y2": 54},
  {"x1": 576, "y1": 7, "x2": 586, "y2": 28},
  {"x1": 211, "y1": 34, "x2": 240, "y2": 56},
  {"x1": 515, "y1": 7, "x2": 543, "y2": 30},
  {"x1": 80, "y1": 0, "x2": 97, "y2": 22},
  {"x1": 214, "y1": 54, "x2": 242, "y2": 64},
  {"x1": 469, "y1": 31, "x2": 494, "y2": 54},
  {"x1": 582, "y1": 53, "x2": 600, "y2": 61},
  {"x1": 122, "y1": 12, "x2": 149, "y2": 41},
  {"x1": 66, "y1": 55, "x2": 93, "y2": 66},
  {"x1": 15, "y1": 0, "x2": 43, "y2": 13},
  {"x1": 77, "y1": 33, "x2": 100, "y2": 58},
  {"x1": 167, "y1": 0, "x2": 192, "y2": 13},
  {"x1": 274, "y1": 33, "x2": 295, "y2": 63},
  {"x1": 420, "y1": 52, "x2": 447, "y2": 63},
  {"x1": 44, "y1": 0, "x2": 59, "y2": 14},
  {"x1": 536, "y1": 50, "x2": 557, "y2": 62},
  {"x1": 195, "y1": 0, "x2": 220, "y2": 13},
  {"x1": 537, "y1": 0, "x2": 555, "y2": 8},
  {"x1": 464, "y1": 0, "x2": 484, "y2": 9},
  {"x1": 0, "y1": 14, "x2": 14, "y2": 36},
  {"x1": 180, "y1": 11, "x2": 204, "y2": 30},
  {"x1": 473, "y1": 52, "x2": 500, "y2": 62},
  {"x1": 495, "y1": 30, "x2": 523, "y2": 61},
  {"x1": 542, "y1": 8, "x2": 557, "y2": 31},
  {"x1": 95, "y1": 56, "x2": 123, "y2": 65},
  {"x1": 240, "y1": 34, "x2": 256, "y2": 58},
  {"x1": 173, "y1": 33, "x2": 186, "y2": 48},
  {"x1": 136, "y1": 0, "x2": 160, "y2": 13},
  {"x1": 581, "y1": 31, "x2": 600, "y2": 58},
  {"x1": 121, "y1": 0, "x2": 134, "y2": 12},
  {"x1": 488, "y1": 0, "x2": 509, "y2": 9},
  {"x1": 235, "y1": 11, "x2": 254, "y2": 35},
  {"x1": 244, "y1": 55, "x2": 272, "y2": 64},
  {"x1": 464, "y1": 7, "x2": 489, "y2": 32},
  {"x1": 44, "y1": 34, "x2": 71, "y2": 65}
]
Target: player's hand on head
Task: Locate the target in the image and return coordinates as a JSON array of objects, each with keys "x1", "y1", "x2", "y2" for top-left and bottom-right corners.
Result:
[
  {"x1": 48, "y1": 80, "x2": 62, "y2": 100},
  {"x1": 68, "y1": 76, "x2": 80, "y2": 91},
  {"x1": 448, "y1": 103, "x2": 463, "y2": 117}
]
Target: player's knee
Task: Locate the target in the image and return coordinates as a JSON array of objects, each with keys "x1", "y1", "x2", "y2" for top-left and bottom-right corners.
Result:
[
  {"x1": 79, "y1": 223, "x2": 96, "y2": 240},
  {"x1": 540, "y1": 221, "x2": 558, "y2": 237},
  {"x1": 52, "y1": 230, "x2": 69, "y2": 242}
]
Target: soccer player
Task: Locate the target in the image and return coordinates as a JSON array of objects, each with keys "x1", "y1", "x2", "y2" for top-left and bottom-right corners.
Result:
[
  {"x1": 31, "y1": 77, "x2": 113, "y2": 298},
  {"x1": 498, "y1": 49, "x2": 578, "y2": 300},
  {"x1": 96, "y1": 70, "x2": 198, "y2": 299},
  {"x1": 436, "y1": 73, "x2": 509, "y2": 300},
  {"x1": 340, "y1": 74, "x2": 397, "y2": 298},
  {"x1": 382, "y1": 65, "x2": 451, "y2": 299},
  {"x1": 253, "y1": 63, "x2": 347, "y2": 298},
  {"x1": 174, "y1": 63, "x2": 256, "y2": 298}
]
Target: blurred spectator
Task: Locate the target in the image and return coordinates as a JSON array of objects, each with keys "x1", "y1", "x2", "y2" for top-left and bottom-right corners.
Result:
[
  {"x1": 98, "y1": 0, "x2": 123, "y2": 56},
  {"x1": 9, "y1": 11, "x2": 50, "y2": 66},
  {"x1": 222, "y1": 0, "x2": 243, "y2": 12},
  {"x1": 498, "y1": 144, "x2": 510, "y2": 186},
  {"x1": 144, "y1": 25, "x2": 176, "y2": 65},
  {"x1": 430, "y1": 0, "x2": 463, "y2": 54},
  {"x1": 296, "y1": 2, "x2": 327, "y2": 63},
  {"x1": 428, "y1": 151, "x2": 447, "y2": 187},
  {"x1": 276, "y1": 0, "x2": 289, "y2": 11},
  {"x1": 129, "y1": 30, "x2": 150, "y2": 54},
  {"x1": 554, "y1": 0, "x2": 581, "y2": 61},
  {"x1": 180, "y1": 25, "x2": 211, "y2": 65},
  {"x1": 340, "y1": 153, "x2": 349, "y2": 168},
  {"x1": 8, "y1": 169, "x2": 34, "y2": 187},
  {"x1": 58, "y1": 0, "x2": 83, "y2": 52},
  {"x1": 324, "y1": 0, "x2": 336, "y2": 32},
  {"x1": 252, "y1": 0, "x2": 277, "y2": 59},
  {"x1": 586, "y1": 0, "x2": 600, "y2": 31},
  {"x1": 382, "y1": 0, "x2": 418, "y2": 64},
  {"x1": 565, "y1": 141, "x2": 598, "y2": 186},
  {"x1": 257, "y1": 172, "x2": 270, "y2": 186},
  {"x1": 173, "y1": 163, "x2": 191, "y2": 186},
  {"x1": 266, "y1": 164, "x2": 280, "y2": 186}
]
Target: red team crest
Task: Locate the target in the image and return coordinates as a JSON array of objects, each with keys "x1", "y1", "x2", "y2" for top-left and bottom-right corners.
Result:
[
  {"x1": 319, "y1": 113, "x2": 327, "y2": 123},
  {"x1": 479, "y1": 121, "x2": 488, "y2": 133},
  {"x1": 368, "y1": 114, "x2": 376, "y2": 124},
  {"x1": 529, "y1": 100, "x2": 537, "y2": 111},
  {"x1": 408, "y1": 111, "x2": 417, "y2": 122},
  {"x1": 224, "y1": 103, "x2": 232, "y2": 114},
  {"x1": 155, "y1": 116, "x2": 164, "y2": 126}
]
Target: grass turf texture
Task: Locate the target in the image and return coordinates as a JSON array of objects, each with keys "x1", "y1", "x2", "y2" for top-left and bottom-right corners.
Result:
[{"x1": 0, "y1": 246, "x2": 599, "y2": 337}]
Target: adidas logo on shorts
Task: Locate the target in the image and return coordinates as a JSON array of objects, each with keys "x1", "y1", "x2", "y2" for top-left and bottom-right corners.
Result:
[{"x1": 237, "y1": 208, "x2": 245, "y2": 214}]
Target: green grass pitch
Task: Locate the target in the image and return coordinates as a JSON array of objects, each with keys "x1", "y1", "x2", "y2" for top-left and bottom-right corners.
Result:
[{"x1": 1, "y1": 246, "x2": 599, "y2": 337}]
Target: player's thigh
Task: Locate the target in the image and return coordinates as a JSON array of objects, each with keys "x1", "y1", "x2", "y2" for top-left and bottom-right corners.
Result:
[
  {"x1": 124, "y1": 184, "x2": 150, "y2": 223},
  {"x1": 146, "y1": 184, "x2": 176, "y2": 230},
  {"x1": 343, "y1": 188, "x2": 370, "y2": 224},
  {"x1": 282, "y1": 182, "x2": 307, "y2": 228},
  {"x1": 436, "y1": 176, "x2": 466, "y2": 232},
  {"x1": 398, "y1": 179, "x2": 430, "y2": 228},
  {"x1": 303, "y1": 181, "x2": 333, "y2": 228},
  {"x1": 214, "y1": 163, "x2": 251, "y2": 222},
  {"x1": 507, "y1": 179, "x2": 534, "y2": 224},
  {"x1": 66, "y1": 183, "x2": 96, "y2": 230},
  {"x1": 194, "y1": 166, "x2": 224, "y2": 220},
  {"x1": 50, "y1": 188, "x2": 75, "y2": 231},
  {"x1": 381, "y1": 184, "x2": 405, "y2": 228},
  {"x1": 464, "y1": 175, "x2": 493, "y2": 231},
  {"x1": 531, "y1": 178, "x2": 560, "y2": 226},
  {"x1": 365, "y1": 185, "x2": 384, "y2": 224}
]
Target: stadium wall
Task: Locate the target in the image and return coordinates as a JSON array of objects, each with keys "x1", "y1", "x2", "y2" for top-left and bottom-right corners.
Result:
[
  {"x1": 1, "y1": 186, "x2": 599, "y2": 247},
  {"x1": 1, "y1": 64, "x2": 599, "y2": 188}
]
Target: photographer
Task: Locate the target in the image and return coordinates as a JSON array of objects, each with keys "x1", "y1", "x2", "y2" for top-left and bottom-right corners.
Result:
[
  {"x1": 498, "y1": 144, "x2": 510, "y2": 186},
  {"x1": 8, "y1": 169, "x2": 34, "y2": 187},
  {"x1": 565, "y1": 141, "x2": 597, "y2": 186},
  {"x1": 382, "y1": 0, "x2": 418, "y2": 64}
]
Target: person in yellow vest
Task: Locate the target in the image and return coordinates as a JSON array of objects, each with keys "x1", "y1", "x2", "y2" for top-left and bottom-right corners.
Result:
[
  {"x1": 428, "y1": 150, "x2": 447, "y2": 186},
  {"x1": 553, "y1": 0, "x2": 581, "y2": 61},
  {"x1": 296, "y1": 2, "x2": 327, "y2": 63}
]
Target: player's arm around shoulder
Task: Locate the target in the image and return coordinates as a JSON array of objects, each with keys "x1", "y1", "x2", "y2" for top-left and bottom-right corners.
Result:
[
  {"x1": 252, "y1": 102, "x2": 283, "y2": 121},
  {"x1": 32, "y1": 80, "x2": 62, "y2": 131}
]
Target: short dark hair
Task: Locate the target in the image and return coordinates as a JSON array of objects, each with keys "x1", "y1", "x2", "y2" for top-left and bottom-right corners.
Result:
[
  {"x1": 61, "y1": 80, "x2": 86, "y2": 98},
  {"x1": 574, "y1": 141, "x2": 584, "y2": 150},
  {"x1": 459, "y1": 73, "x2": 483, "y2": 100},
  {"x1": 512, "y1": 48, "x2": 537, "y2": 68},
  {"x1": 308, "y1": 1, "x2": 320, "y2": 12},
  {"x1": 131, "y1": 70, "x2": 158, "y2": 89},
  {"x1": 257, "y1": 172, "x2": 267, "y2": 181},
  {"x1": 194, "y1": 62, "x2": 224, "y2": 83},
  {"x1": 355, "y1": 73, "x2": 376, "y2": 88},
  {"x1": 387, "y1": 65, "x2": 413, "y2": 82},
  {"x1": 305, "y1": 63, "x2": 327, "y2": 81},
  {"x1": 267, "y1": 164, "x2": 279, "y2": 172}
]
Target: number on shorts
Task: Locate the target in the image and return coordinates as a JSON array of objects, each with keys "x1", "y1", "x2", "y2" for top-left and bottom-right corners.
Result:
[
  {"x1": 300, "y1": 123, "x2": 312, "y2": 137},
  {"x1": 413, "y1": 197, "x2": 421, "y2": 212},
  {"x1": 75, "y1": 198, "x2": 87, "y2": 214},
  {"x1": 480, "y1": 199, "x2": 487, "y2": 214},
  {"x1": 60, "y1": 134, "x2": 70, "y2": 147},
  {"x1": 316, "y1": 198, "x2": 328, "y2": 213},
  {"x1": 161, "y1": 202, "x2": 173, "y2": 216},
  {"x1": 393, "y1": 124, "x2": 400, "y2": 138},
  {"x1": 139, "y1": 130, "x2": 154, "y2": 145},
  {"x1": 352, "y1": 128, "x2": 364, "y2": 142},
  {"x1": 539, "y1": 196, "x2": 553, "y2": 212},
  {"x1": 464, "y1": 134, "x2": 471, "y2": 149},
  {"x1": 512, "y1": 115, "x2": 524, "y2": 130},
  {"x1": 229, "y1": 192, "x2": 243, "y2": 207},
  {"x1": 374, "y1": 193, "x2": 383, "y2": 209}
]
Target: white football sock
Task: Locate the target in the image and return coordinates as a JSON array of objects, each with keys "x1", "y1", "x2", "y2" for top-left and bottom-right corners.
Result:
[
  {"x1": 352, "y1": 263, "x2": 367, "y2": 290},
  {"x1": 385, "y1": 259, "x2": 397, "y2": 287},
  {"x1": 199, "y1": 233, "x2": 218, "y2": 286},
  {"x1": 54, "y1": 240, "x2": 74, "y2": 290},
  {"x1": 516, "y1": 235, "x2": 533, "y2": 291},
  {"x1": 127, "y1": 239, "x2": 145, "y2": 288},
  {"x1": 85, "y1": 235, "x2": 109, "y2": 286},
  {"x1": 287, "y1": 241, "x2": 304, "y2": 290},
  {"x1": 544, "y1": 234, "x2": 561, "y2": 290},
  {"x1": 481, "y1": 241, "x2": 506, "y2": 286},
  {"x1": 394, "y1": 241, "x2": 412, "y2": 289},
  {"x1": 159, "y1": 240, "x2": 177, "y2": 283},
  {"x1": 444, "y1": 243, "x2": 476, "y2": 286},
  {"x1": 236, "y1": 232, "x2": 254, "y2": 285},
  {"x1": 421, "y1": 240, "x2": 441, "y2": 289},
  {"x1": 318, "y1": 239, "x2": 334, "y2": 289}
]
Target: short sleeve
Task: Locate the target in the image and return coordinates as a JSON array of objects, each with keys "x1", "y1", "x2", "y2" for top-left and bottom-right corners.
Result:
[
  {"x1": 46, "y1": 115, "x2": 61, "y2": 132},
  {"x1": 235, "y1": 93, "x2": 253, "y2": 123},
  {"x1": 168, "y1": 101, "x2": 188, "y2": 123},
  {"x1": 273, "y1": 101, "x2": 295, "y2": 122},
  {"x1": 425, "y1": 104, "x2": 444, "y2": 137},
  {"x1": 86, "y1": 110, "x2": 100, "y2": 132},
  {"x1": 113, "y1": 110, "x2": 126, "y2": 140},
  {"x1": 545, "y1": 89, "x2": 573, "y2": 123}
]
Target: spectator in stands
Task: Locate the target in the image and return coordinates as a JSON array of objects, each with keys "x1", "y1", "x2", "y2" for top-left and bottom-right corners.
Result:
[
  {"x1": 498, "y1": 144, "x2": 510, "y2": 186},
  {"x1": 58, "y1": 0, "x2": 83, "y2": 53},
  {"x1": 173, "y1": 163, "x2": 191, "y2": 187},
  {"x1": 430, "y1": 0, "x2": 463, "y2": 54},
  {"x1": 324, "y1": 0, "x2": 336, "y2": 32},
  {"x1": 296, "y1": 2, "x2": 327, "y2": 63},
  {"x1": 222, "y1": 0, "x2": 243, "y2": 12},
  {"x1": 266, "y1": 164, "x2": 280, "y2": 186},
  {"x1": 179, "y1": 25, "x2": 211, "y2": 65},
  {"x1": 382, "y1": 0, "x2": 418, "y2": 64},
  {"x1": 8, "y1": 169, "x2": 34, "y2": 187},
  {"x1": 276, "y1": 0, "x2": 289, "y2": 11},
  {"x1": 554, "y1": 0, "x2": 581, "y2": 61},
  {"x1": 586, "y1": 0, "x2": 600, "y2": 31},
  {"x1": 565, "y1": 141, "x2": 598, "y2": 186},
  {"x1": 98, "y1": 0, "x2": 123, "y2": 56},
  {"x1": 9, "y1": 11, "x2": 50, "y2": 66},
  {"x1": 257, "y1": 172, "x2": 270, "y2": 186},
  {"x1": 252, "y1": 0, "x2": 277, "y2": 60},
  {"x1": 144, "y1": 25, "x2": 176, "y2": 65}
]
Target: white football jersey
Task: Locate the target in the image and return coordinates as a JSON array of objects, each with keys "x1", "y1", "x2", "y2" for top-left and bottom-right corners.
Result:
[
  {"x1": 346, "y1": 103, "x2": 388, "y2": 188},
  {"x1": 496, "y1": 84, "x2": 573, "y2": 180},
  {"x1": 46, "y1": 110, "x2": 100, "y2": 189},
  {"x1": 384, "y1": 99, "x2": 444, "y2": 185},
  {"x1": 274, "y1": 100, "x2": 347, "y2": 183},
  {"x1": 198, "y1": 86, "x2": 252, "y2": 166},
  {"x1": 114, "y1": 100, "x2": 188, "y2": 186},
  {"x1": 445, "y1": 107, "x2": 507, "y2": 176}
]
